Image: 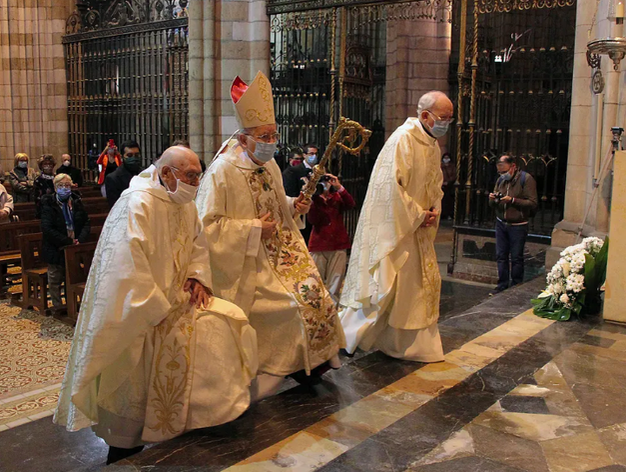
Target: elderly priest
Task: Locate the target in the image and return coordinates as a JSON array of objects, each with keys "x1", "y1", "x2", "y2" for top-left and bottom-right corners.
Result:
[
  {"x1": 196, "y1": 71, "x2": 344, "y2": 398},
  {"x1": 340, "y1": 91, "x2": 454, "y2": 362},
  {"x1": 54, "y1": 146, "x2": 257, "y2": 464}
]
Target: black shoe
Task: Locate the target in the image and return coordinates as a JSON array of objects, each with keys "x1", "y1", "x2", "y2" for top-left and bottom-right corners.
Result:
[
  {"x1": 489, "y1": 286, "x2": 507, "y2": 296},
  {"x1": 106, "y1": 445, "x2": 145, "y2": 465},
  {"x1": 288, "y1": 362, "x2": 331, "y2": 385}
]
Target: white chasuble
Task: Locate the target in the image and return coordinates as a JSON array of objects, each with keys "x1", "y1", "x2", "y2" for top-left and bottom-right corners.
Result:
[
  {"x1": 54, "y1": 165, "x2": 257, "y2": 446},
  {"x1": 339, "y1": 118, "x2": 445, "y2": 362},
  {"x1": 196, "y1": 142, "x2": 345, "y2": 376}
]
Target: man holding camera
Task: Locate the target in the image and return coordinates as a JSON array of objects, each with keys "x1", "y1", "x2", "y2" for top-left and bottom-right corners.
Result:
[{"x1": 489, "y1": 155, "x2": 538, "y2": 294}]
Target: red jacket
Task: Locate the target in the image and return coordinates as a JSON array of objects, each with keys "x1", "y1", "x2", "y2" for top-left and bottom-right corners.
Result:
[{"x1": 307, "y1": 187, "x2": 356, "y2": 252}]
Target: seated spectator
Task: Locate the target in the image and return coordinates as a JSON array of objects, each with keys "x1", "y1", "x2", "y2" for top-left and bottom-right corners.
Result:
[
  {"x1": 104, "y1": 140, "x2": 142, "y2": 208},
  {"x1": 307, "y1": 173, "x2": 355, "y2": 302},
  {"x1": 34, "y1": 154, "x2": 57, "y2": 218},
  {"x1": 56, "y1": 154, "x2": 84, "y2": 187},
  {"x1": 0, "y1": 182, "x2": 14, "y2": 224},
  {"x1": 9, "y1": 153, "x2": 36, "y2": 203},
  {"x1": 40, "y1": 174, "x2": 91, "y2": 315}
]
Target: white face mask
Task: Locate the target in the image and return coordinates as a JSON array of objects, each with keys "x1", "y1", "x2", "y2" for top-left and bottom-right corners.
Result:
[
  {"x1": 162, "y1": 169, "x2": 198, "y2": 204},
  {"x1": 63, "y1": 160, "x2": 71, "y2": 167}
]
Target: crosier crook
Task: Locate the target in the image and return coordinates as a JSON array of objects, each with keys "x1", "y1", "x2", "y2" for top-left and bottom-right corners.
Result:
[{"x1": 298, "y1": 117, "x2": 372, "y2": 203}]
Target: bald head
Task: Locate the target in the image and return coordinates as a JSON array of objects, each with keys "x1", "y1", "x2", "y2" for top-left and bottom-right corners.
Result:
[
  {"x1": 157, "y1": 145, "x2": 203, "y2": 191},
  {"x1": 157, "y1": 145, "x2": 199, "y2": 170},
  {"x1": 417, "y1": 91, "x2": 454, "y2": 137}
]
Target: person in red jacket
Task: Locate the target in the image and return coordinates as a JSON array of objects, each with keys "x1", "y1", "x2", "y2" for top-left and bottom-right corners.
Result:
[{"x1": 307, "y1": 173, "x2": 356, "y2": 302}]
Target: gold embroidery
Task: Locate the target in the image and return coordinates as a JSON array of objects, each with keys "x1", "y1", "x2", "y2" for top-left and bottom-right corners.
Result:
[
  {"x1": 247, "y1": 169, "x2": 340, "y2": 353},
  {"x1": 244, "y1": 75, "x2": 273, "y2": 123},
  {"x1": 147, "y1": 211, "x2": 195, "y2": 436}
]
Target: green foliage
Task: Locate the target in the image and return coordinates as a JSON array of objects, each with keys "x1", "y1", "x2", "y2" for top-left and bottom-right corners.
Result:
[{"x1": 532, "y1": 237, "x2": 609, "y2": 321}]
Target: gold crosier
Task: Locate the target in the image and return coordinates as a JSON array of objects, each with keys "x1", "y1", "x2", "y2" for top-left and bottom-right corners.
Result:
[{"x1": 299, "y1": 117, "x2": 372, "y2": 201}]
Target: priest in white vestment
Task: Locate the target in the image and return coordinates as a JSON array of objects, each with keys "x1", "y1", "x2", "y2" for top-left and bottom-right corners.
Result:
[
  {"x1": 196, "y1": 72, "x2": 344, "y2": 396},
  {"x1": 54, "y1": 146, "x2": 257, "y2": 464},
  {"x1": 339, "y1": 91, "x2": 454, "y2": 362}
]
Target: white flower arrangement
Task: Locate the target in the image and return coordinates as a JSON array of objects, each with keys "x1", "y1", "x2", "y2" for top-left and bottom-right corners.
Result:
[{"x1": 533, "y1": 237, "x2": 609, "y2": 321}]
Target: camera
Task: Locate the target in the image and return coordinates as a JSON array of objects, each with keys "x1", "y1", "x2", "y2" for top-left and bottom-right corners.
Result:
[
  {"x1": 494, "y1": 192, "x2": 504, "y2": 203},
  {"x1": 319, "y1": 175, "x2": 332, "y2": 183}
]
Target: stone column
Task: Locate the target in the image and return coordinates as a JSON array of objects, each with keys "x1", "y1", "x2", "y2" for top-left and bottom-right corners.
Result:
[
  {"x1": 385, "y1": 16, "x2": 451, "y2": 136},
  {"x1": 0, "y1": 0, "x2": 74, "y2": 173},
  {"x1": 548, "y1": 0, "x2": 626, "y2": 266},
  {"x1": 188, "y1": 0, "x2": 270, "y2": 165}
]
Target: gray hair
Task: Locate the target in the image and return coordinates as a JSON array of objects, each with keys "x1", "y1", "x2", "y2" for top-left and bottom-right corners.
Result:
[{"x1": 417, "y1": 91, "x2": 447, "y2": 114}]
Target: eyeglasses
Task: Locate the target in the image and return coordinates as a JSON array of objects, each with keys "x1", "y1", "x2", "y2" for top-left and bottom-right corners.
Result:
[
  {"x1": 247, "y1": 132, "x2": 281, "y2": 144},
  {"x1": 169, "y1": 165, "x2": 203, "y2": 183},
  {"x1": 426, "y1": 110, "x2": 454, "y2": 125},
  {"x1": 56, "y1": 183, "x2": 72, "y2": 189}
]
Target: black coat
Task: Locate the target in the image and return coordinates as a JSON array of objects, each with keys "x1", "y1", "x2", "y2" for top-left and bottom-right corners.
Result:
[
  {"x1": 33, "y1": 175, "x2": 56, "y2": 218},
  {"x1": 104, "y1": 164, "x2": 134, "y2": 208},
  {"x1": 56, "y1": 165, "x2": 84, "y2": 187},
  {"x1": 40, "y1": 193, "x2": 91, "y2": 266},
  {"x1": 282, "y1": 163, "x2": 311, "y2": 198}
]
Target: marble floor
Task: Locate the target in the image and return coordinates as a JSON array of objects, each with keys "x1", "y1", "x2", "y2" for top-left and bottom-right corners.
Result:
[{"x1": 2, "y1": 278, "x2": 625, "y2": 472}]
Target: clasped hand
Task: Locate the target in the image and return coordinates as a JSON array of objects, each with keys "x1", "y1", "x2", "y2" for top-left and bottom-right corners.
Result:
[
  {"x1": 294, "y1": 193, "x2": 311, "y2": 215},
  {"x1": 184, "y1": 278, "x2": 213, "y2": 309},
  {"x1": 420, "y1": 208, "x2": 439, "y2": 228}
]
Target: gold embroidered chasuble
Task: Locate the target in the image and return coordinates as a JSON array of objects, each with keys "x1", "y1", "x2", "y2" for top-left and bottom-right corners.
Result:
[
  {"x1": 339, "y1": 118, "x2": 444, "y2": 359},
  {"x1": 54, "y1": 165, "x2": 257, "y2": 445},
  {"x1": 196, "y1": 142, "x2": 345, "y2": 376}
]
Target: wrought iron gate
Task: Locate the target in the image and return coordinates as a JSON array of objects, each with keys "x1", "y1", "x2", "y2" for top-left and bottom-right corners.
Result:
[
  {"x1": 449, "y1": 0, "x2": 576, "y2": 242},
  {"x1": 63, "y1": 0, "x2": 189, "y2": 177},
  {"x1": 268, "y1": 0, "x2": 451, "y2": 238}
]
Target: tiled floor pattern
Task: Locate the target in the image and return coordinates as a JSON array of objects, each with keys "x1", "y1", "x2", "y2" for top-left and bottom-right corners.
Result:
[
  {"x1": 225, "y1": 311, "x2": 554, "y2": 472},
  {"x1": 0, "y1": 302, "x2": 72, "y2": 426},
  {"x1": 406, "y1": 324, "x2": 626, "y2": 472}
]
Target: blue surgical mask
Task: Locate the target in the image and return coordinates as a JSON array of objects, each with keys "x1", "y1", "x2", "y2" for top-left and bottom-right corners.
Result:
[
  {"x1": 500, "y1": 172, "x2": 513, "y2": 181},
  {"x1": 249, "y1": 139, "x2": 277, "y2": 163},
  {"x1": 18, "y1": 161, "x2": 28, "y2": 169},
  {"x1": 56, "y1": 187, "x2": 72, "y2": 201},
  {"x1": 306, "y1": 154, "x2": 318, "y2": 166},
  {"x1": 430, "y1": 121, "x2": 450, "y2": 138}
]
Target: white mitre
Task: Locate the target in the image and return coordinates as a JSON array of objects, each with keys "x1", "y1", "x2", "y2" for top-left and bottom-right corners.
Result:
[{"x1": 231, "y1": 71, "x2": 276, "y2": 129}]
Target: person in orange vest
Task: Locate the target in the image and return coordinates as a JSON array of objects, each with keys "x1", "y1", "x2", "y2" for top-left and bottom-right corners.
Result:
[{"x1": 96, "y1": 139, "x2": 122, "y2": 190}]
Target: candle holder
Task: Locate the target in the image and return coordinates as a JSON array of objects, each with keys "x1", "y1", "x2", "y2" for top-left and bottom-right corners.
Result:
[{"x1": 587, "y1": 37, "x2": 626, "y2": 71}]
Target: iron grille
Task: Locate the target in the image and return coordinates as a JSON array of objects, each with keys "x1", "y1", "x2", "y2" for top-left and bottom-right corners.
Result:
[
  {"x1": 63, "y1": 1, "x2": 189, "y2": 178},
  {"x1": 450, "y1": 0, "x2": 575, "y2": 237}
]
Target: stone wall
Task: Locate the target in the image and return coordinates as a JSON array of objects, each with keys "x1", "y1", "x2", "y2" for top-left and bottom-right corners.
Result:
[
  {"x1": 0, "y1": 0, "x2": 74, "y2": 174},
  {"x1": 385, "y1": 17, "x2": 451, "y2": 136},
  {"x1": 549, "y1": 0, "x2": 625, "y2": 267},
  {"x1": 188, "y1": 0, "x2": 270, "y2": 165}
]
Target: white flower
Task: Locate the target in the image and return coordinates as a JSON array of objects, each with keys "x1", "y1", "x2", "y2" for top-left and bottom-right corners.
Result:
[
  {"x1": 559, "y1": 293, "x2": 570, "y2": 305},
  {"x1": 566, "y1": 273, "x2": 585, "y2": 293},
  {"x1": 561, "y1": 261, "x2": 571, "y2": 277},
  {"x1": 582, "y1": 237, "x2": 604, "y2": 255},
  {"x1": 570, "y1": 252, "x2": 586, "y2": 272}
]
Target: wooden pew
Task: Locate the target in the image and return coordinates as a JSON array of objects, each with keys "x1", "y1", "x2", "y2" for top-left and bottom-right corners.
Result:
[
  {"x1": 63, "y1": 241, "x2": 98, "y2": 324},
  {"x1": 13, "y1": 196, "x2": 109, "y2": 221},
  {"x1": 14, "y1": 232, "x2": 48, "y2": 314},
  {"x1": 0, "y1": 220, "x2": 42, "y2": 294}
]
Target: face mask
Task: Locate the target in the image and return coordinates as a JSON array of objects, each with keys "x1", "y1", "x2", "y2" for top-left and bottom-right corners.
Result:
[
  {"x1": 306, "y1": 154, "x2": 318, "y2": 166},
  {"x1": 430, "y1": 121, "x2": 450, "y2": 138},
  {"x1": 163, "y1": 171, "x2": 198, "y2": 205},
  {"x1": 18, "y1": 161, "x2": 28, "y2": 169},
  {"x1": 124, "y1": 156, "x2": 143, "y2": 174},
  {"x1": 322, "y1": 182, "x2": 331, "y2": 192},
  {"x1": 442, "y1": 158, "x2": 451, "y2": 164},
  {"x1": 500, "y1": 171, "x2": 513, "y2": 181},
  {"x1": 43, "y1": 166, "x2": 54, "y2": 174},
  {"x1": 63, "y1": 160, "x2": 71, "y2": 167},
  {"x1": 248, "y1": 139, "x2": 277, "y2": 163},
  {"x1": 56, "y1": 187, "x2": 72, "y2": 201}
]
